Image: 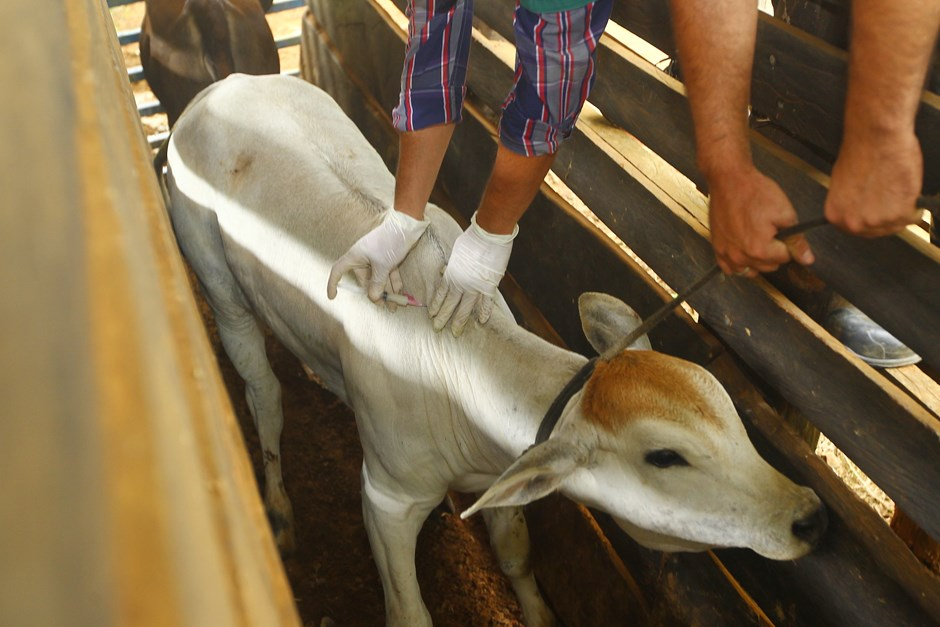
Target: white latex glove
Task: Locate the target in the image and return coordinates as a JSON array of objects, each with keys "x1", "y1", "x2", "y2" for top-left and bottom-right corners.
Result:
[
  {"x1": 429, "y1": 212, "x2": 517, "y2": 336},
  {"x1": 327, "y1": 208, "x2": 429, "y2": 305}
]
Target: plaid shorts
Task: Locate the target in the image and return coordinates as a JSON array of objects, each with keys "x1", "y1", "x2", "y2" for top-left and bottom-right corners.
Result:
[{"x1": 392, "y1": 0, "x2": 613, "y2": 156}]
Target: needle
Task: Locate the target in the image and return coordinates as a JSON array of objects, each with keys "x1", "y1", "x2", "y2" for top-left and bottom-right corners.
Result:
[{"x1": 336, "y1": 282, "x2": 426, "y2": 307}]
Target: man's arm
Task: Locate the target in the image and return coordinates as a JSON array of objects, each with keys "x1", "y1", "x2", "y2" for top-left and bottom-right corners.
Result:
[
  {"x1": 826, "y1": 0, "x2": 940, "y2": 236},
  {"x1": 669, "y1": 0, "x2": 813, "y2": 276}
]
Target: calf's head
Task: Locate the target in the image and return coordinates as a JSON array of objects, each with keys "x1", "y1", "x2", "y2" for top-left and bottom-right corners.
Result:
[{"x1": 464, "y1": 293, "x2": 825, "y2": 560}]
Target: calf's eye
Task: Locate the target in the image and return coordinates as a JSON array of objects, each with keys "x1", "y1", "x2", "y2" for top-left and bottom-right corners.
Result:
[{"x1": 644, "y1": 449, "x2": 689, "y2": 468}]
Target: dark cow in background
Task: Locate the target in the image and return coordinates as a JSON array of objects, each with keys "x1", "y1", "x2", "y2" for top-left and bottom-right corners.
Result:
[{"x1": 140, "y1": 0, "x2": 280, "y2": 126}]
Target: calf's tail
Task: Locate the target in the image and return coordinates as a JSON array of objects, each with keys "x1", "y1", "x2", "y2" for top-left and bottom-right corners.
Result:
[{"x1": 152, "y1": 133, "x2": 172, "y2": 209}]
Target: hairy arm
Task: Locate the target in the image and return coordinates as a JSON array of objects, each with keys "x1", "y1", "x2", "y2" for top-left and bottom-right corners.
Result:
[
  {"x1": 826, "y1": 0, "x2": 940, "y2": 236},
  {"x1": 669, "y1": 0, "x2": 812, "y2": 275}
]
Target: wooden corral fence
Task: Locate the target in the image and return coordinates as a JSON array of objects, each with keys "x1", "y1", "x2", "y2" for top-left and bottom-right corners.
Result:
[
  {"x1": 299, "y1": 0, "x2": 940, "y2": 625},
  {"x1": 0, "y1": 0, "x2": 300, "y2": 625}
]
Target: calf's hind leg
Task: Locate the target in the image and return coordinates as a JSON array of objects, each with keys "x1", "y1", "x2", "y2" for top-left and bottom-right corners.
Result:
[
  {"x1": 482, "y1": 506, "x2": 556, "y2": 626},
  {"x1": 168, "y1": 196, "x2": 297, "y2": 554},
  {"x1": 211, "y1": 300, "x2": 296, "y2": 554}
]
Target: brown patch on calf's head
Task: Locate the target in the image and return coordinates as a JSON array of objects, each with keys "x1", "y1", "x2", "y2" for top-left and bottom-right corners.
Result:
[{"x1": 581, "y1": 351, "x2": 724, "y2": 433}]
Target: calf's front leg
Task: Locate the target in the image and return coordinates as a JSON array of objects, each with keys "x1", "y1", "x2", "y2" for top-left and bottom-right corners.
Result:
[
  {"x1": 482, "y1": 506, "x2": 557, "y2": 626},
  {"x1": 361, "y1": 462, "x2": 440, "y2": 627}
]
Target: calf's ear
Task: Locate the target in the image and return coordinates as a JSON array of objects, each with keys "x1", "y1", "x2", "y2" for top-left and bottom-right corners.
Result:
[
  {"x1": 461, "y1": 439, "x2": 588, "y2": 518},
  {"x1": 578, "y1": 292, "x2": 652, "y2": 354}
]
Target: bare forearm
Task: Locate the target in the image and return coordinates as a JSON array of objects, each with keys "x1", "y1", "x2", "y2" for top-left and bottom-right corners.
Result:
[
  {"x1": 668, "y1": 0, "x2": 811, "y2": 274},
  {"x1": 843, "y1": 0, "x2": 940, "y2": 140},
  {"x1": 669, "y1": 0, "x2": 759, "y2": 179},
  {"x1": 824, "y1": 0, "x2": 938, "y2": 236}
]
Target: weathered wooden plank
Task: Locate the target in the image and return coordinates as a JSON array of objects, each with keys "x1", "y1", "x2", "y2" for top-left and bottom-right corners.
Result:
[
  {"x1": 528, "y1": 497, "x2": 652, "y2": 626},
  {"x1": 1, "y1": 1, "x2": 302, "y2": 626},
  {"x1": 751, "y1": 15, "x2": 940, "y2": 190},
  {"x1": 301, "y1": 10, "x2": 400, "y2": 169},
  {"x1": 597, "y1": 513, "x2": 791, "y2": 626},
  {"x1": 892, "y1": 510, "x2": 940, "y2": 576},
  {"x1": 750, "y1": 16, "x2": 846, "y2": 161},
  {"x1": 2, "y1": 1, "x2": 112, "y2": 623},
  {"x1": 773, "y1": 0, "x2": 940, "y2": 93},
  {"x1": 610, "y1": 0, "x2": 674, "y2": 57},
  {"x1": 309, "y1": 0, "x2": 403, "y2": 114},
  {"x1": 886, "y1": 366, "x2": 940, "y2": 418},
  {"x1": 710, "y1": 354, "x2": 940, "y2": 625},
  {"x1": 591, "y1": 34, "x2": 704, "y2": 189},
  {"x1": 570, "y1": 22, "x2": 940, "y2": 373},
  {"x1": 775, "y1": 0, "x2": 849, "y2": 48}
]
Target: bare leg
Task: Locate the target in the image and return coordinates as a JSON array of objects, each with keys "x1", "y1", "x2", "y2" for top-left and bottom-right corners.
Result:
[
  {"x1": 394, "y1": 124, "x2": 456, "y2": 220},
  {"x1": 396, "y1": 128, "x2": 555, "y2": 237},
  {"x1": 475, "y1": 145, "x2": 556, "y2": 235}
]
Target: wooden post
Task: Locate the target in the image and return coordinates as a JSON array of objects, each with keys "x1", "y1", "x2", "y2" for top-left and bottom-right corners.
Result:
[{"x1": 892, "y1": 509, "x2": 940, "y2": 574}]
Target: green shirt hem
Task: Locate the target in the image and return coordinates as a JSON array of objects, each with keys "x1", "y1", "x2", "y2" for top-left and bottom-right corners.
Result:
[{"x1": 520, "y1": 0, "x2": 593, "y2": 13}]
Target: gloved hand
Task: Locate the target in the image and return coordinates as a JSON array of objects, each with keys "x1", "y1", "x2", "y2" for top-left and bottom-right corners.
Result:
[
  {"x1": 429, "y1": 212, "x2": 518, "y2": 336},
  {"x1": 327, "y1": 208, "x2": 429, "y2": 305}
]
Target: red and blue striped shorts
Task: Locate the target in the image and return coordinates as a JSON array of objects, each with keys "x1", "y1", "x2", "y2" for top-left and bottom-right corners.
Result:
[{"x1": 392, "y1": 0, "x2": 613, "y2": 156}]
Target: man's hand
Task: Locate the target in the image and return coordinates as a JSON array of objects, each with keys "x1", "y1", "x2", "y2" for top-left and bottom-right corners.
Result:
[
  {"x1": 825, "y1": 129, "x2": 922, "y2": 238},
  {"x1": 429, "y1": 213, "x2": 517, "y2": 336},
  {"x1": 327, "y1": 209, "x2": 429, "y2": 304},
  {"x1": 708, "y1": 165, "x2": 815, "y2": 277}
]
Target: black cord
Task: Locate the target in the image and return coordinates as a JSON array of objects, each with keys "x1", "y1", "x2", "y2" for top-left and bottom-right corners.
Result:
[{"x1": 532, "y1": 217, "x2": 832, "y2": 446}]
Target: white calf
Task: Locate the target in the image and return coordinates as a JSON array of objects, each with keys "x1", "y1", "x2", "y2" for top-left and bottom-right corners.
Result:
[{"x1": 164, "y1": 74, "x2": 825, "y2": 627}]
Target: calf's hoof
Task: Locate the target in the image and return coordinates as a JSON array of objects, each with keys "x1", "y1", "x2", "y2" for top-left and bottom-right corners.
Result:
[{"x1": 267, "y1": 509, "x2": 297, "y2": 557}]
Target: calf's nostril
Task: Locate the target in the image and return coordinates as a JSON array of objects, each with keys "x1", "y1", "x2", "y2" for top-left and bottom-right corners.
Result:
[{"x1": 791, "y1": 503, "x2": 829, "y2": 546}]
